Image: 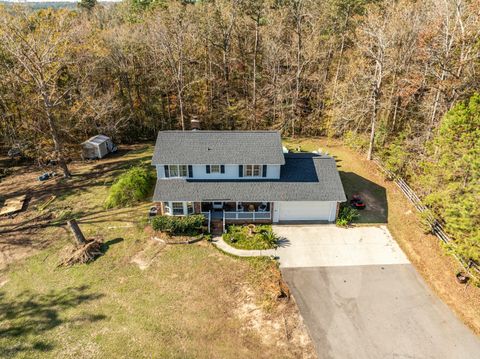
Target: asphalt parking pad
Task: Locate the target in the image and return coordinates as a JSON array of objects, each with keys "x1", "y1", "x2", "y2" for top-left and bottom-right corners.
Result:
[
  {"x1": 274, "y1": 225, "x2": 480, "y2": 358},
  {"x1": 282, "y1": 265, "x2": 480, "y2": 358}
]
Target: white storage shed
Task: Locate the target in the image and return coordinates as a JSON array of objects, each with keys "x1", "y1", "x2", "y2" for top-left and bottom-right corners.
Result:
[{"x1": 81, "y1": 135, "x2": 116, "y2": 159}]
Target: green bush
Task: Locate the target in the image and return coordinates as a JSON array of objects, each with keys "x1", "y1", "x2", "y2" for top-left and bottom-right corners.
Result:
[
  {"x1": 223, "y1": 224, "x2": 278, "y2": 250},
  {"x1": 151, "y1": 214, "x2": 204, "y2": 235},
  {"x1": 343, "y1": 130, "x2": 369, "y2": 152},
  {"x1": 105, "y1": 166, "x2": 154, "y2": 208},
  {"x1": 259, "y1": 228, "x2": 278, "y2": 248},
  {"x1": 336, "y1": 205, "x2": 359, "y2": 227}
]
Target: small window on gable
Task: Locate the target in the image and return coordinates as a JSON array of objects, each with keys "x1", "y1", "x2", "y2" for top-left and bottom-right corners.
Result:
[{"x1": 210, "y1": 165, "x2": 220, "y2": 173}]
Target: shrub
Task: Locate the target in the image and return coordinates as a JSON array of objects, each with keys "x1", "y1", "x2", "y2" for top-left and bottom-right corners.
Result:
[
  {"x1": 151, "y1": 214, "x2": 204, "y2": 235},
  {"x1": 105, "y1": 166, "x2": 154, "y2": 208},
  {"x1": 343, "y1": 130, "x2": 369, "y2": 152},
  {"x1": 223, "y1": 224, "x2": 277, "y2": 250},
  {"x1": 259, "y1": 229, "x2": 278, "y2": 248},
  {"x1": 336, "y1": 205, "x2": 359, "y2": 227}
]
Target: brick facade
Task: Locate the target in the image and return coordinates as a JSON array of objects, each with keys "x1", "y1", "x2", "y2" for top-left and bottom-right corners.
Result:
[{"x1": 194, "y1": 202, "x2": 202, "y2": 214}]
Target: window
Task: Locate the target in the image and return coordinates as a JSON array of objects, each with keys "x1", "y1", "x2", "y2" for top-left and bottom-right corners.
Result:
[
  {"x1": 167, "y1": 165, "x2": 188, "y2": 178},
  {"x1": 187, "y1": 202, "x2": 194, "y2": 214},
  {"x1": 172, "y1": 202, "x2": 184, "y2": 215},
  {"x1": 244, "y1": 165, "x2": 261, "y2": 177},
  {"x1": 179, "y1": 165, "x2": 188, "y2": 177},
  {"x1": 210, "y1": 165, "x2": 220, "y2": 173}
]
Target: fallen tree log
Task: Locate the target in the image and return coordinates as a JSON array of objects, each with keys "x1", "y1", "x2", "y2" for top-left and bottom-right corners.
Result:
[{"x1": 68, "y1": 219, "x2": 86, "y2": 245}]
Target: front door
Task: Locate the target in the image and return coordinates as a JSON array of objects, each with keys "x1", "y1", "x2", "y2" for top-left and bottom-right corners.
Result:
[{"x1": 212, "y1": 202, "x2": 223, "y2": 210}]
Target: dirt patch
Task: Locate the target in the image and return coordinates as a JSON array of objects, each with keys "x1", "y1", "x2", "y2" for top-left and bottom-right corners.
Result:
[
  {"x1": 0, "y1": 144, "x2": 149, "y2": 270},
  {"x1": 235, "y1": 286, "x2": 316, "y2": 358},
  {"x1": 130, "y1": 238, "x2": 167, "y2": 270}
]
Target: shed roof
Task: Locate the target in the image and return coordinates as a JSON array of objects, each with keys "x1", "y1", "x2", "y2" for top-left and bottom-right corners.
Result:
[
  {"x1": 152, "y1": 131, "x2": 285, "y2": 165},
  {"x1": 153, "y1": 153, "x2": 346, "y2": 202},
  {"x1": 82, "y1": 135, "x2": 110, "y2": 145}
]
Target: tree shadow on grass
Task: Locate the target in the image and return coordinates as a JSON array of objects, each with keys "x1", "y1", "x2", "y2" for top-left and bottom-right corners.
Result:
[
  {"x1": 0, "y1": 285, "x2": 105, "y2": 357},
  {"x1": 340, "y1": 171, "x2": 388, "y2": 224},
  {"x1": 100, "y1": 237, "x2": 124, "y2": 254}
]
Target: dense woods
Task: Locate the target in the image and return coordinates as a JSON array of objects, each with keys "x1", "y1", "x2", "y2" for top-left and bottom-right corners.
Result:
[{"x1": 0, "y1": 1, "x2": 479, "y2": 261}]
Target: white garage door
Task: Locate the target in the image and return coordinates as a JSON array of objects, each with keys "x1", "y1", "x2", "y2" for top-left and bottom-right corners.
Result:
[{"x1": 275, "y1": 201, "x2": 336, "y2": 222}]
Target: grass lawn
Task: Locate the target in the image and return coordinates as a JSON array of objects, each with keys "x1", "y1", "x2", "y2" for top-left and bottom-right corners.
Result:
[
  {"x1": 223, "y1": 225, "x2": 277, "y2": 250},
  {"x1": 284, "y1": 137, "x2": 480, "y2": 335},
  {"x1": 0, "y1": 145, "x2": 314, "y2": 358}
]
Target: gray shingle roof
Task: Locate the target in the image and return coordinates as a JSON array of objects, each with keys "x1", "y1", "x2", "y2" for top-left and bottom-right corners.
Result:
[
  {"x1": 152, "y1": 131, "x2": 285, "y2": 165},
  {"x1": 152, "y1": 153, "x2": 346, "y2": 202}
]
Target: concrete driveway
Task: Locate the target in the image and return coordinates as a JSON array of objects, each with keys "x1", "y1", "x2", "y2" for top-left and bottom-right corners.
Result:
[{"x1": 273, "y1": 225, "x2": 480, "y2": 359}]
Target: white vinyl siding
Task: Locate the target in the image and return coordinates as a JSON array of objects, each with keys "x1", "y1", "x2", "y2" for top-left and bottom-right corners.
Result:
[{"x1": 156, "y1": 164, "x2": 281, "y2": 180}]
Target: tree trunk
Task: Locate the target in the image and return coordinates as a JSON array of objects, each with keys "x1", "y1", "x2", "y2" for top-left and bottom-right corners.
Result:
[
  {"x1": 252, "y1": 16, "x2": 259, "y2": 130},
  {"x1": 293, "y1": 3, "x2": 303, "y2": 138},
  {"x1": 43, "y1": 93, "x2": 71, "y2": 178},
  {"x1": 367, "y1": 101, "x2": 377, "y2": 161},
  {"x1": 332, "y1": 7, "x2": 350, "y2": 99},
  {"x1": 68, "y1": 219, "x2": 86, "y2": 245},
  {"x1": 178, "y1": 84, "x2": 185, "y2": 131},
  {"x1": 367, "y1": 62, "x2": 382, "y2": 161}
]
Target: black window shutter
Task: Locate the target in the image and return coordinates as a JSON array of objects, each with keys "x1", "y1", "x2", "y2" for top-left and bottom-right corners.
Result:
[
  {"x1": 239, "y1": 165, "x2": 243, "y2": 177},
  {"x1": 188, "y1": 165, "x2": 193, "y2": 178},
  {"x1": 262, "y1": 165, "x2": 267, "y2": 177},
  {"x1": 206, "y1": 165, "x2": 211, "y2": 174},
  {"x1": 221, "y1": 165, "x2": 225, "y2": 173},
  {"x1": 164, "y1": 165, "x2": 169, "y2": 178}
]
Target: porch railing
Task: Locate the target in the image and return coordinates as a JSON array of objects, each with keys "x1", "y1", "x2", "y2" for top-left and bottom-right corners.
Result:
[{"x1": 224, "y1": 211, "x2": 271, "y2": 221}]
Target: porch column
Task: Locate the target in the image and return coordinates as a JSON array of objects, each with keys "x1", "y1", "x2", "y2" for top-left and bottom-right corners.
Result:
[{"x1": 154, "y1": 202, "x2": 165, "y2": 215}]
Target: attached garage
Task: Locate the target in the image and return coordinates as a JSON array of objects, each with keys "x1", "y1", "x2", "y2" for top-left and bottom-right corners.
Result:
[{"x1": 273, "y1": 201, "x2": 338, "y2": 223}]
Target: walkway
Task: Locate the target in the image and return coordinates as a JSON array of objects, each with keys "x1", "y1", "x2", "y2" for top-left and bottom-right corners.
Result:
[{"x1": 211, "y1": 236, "x2": 276, "y2": 257}]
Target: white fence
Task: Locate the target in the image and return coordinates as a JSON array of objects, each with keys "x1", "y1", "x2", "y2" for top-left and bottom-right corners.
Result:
[{"x1": 370, "y1": 154, "x2": 479, "y2": 279}]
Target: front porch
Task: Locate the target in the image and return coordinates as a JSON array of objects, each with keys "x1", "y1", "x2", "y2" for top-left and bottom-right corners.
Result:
[
  {"x1": 201, "y1": 201, "x2": 272, "y2": 223},
  {"x1": 155, "y1": 201, "x2": 273, "y2": 233}
]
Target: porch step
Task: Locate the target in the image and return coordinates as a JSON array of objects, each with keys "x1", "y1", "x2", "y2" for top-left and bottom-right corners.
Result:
[{"x1": 211, "y1": 220, "x2": 223, "y2": 234}]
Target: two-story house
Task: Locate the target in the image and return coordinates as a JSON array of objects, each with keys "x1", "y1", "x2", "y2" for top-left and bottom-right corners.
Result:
[{"x1": 151, "y1": 130, "x2": 346, "y2": 231}]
